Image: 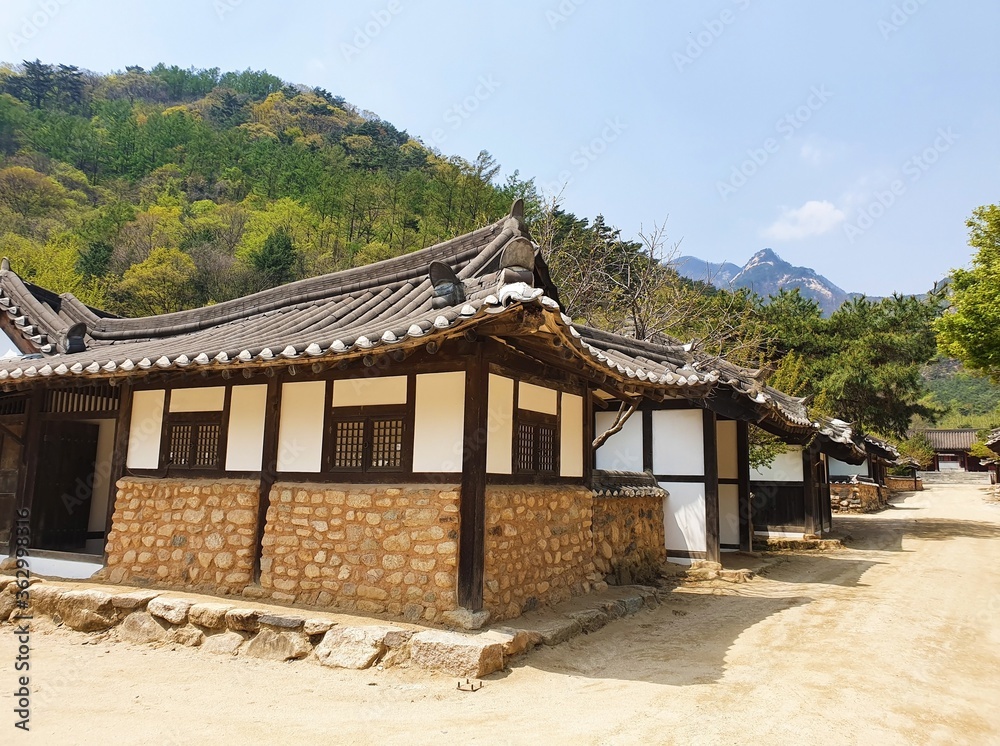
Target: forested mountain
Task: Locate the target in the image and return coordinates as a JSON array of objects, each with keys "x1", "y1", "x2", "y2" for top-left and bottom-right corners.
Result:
[{"x1": 0, "y1": 61, "x2": 535, "y2": 315}]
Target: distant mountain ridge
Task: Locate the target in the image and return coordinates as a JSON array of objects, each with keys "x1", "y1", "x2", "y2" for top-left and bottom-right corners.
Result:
[{"x1": 674, "y1": 249, "x2": 853, "y2": 315}]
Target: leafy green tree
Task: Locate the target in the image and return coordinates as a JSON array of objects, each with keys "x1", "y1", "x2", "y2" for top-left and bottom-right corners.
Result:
[
  {"x1": 250, "y1": 227, "x2": 298, "y2": 286},
  {"x1": 114, "y1": 247, "x2": 197, "y2": 315},
  {"x1": 936, "y1": 204, "x2": 1000, "y2": 381}
]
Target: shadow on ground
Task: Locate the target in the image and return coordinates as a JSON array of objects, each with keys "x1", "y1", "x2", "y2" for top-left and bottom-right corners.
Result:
[{"x1": 517, "y1": 550, "x2": 879, "y2": 687}]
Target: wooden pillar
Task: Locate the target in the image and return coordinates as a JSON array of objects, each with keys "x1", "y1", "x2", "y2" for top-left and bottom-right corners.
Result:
[
  {"x1": 582, "y1": 384, "x2": 594, "y2": 486},
  {"x1": 802, "y1": 442, "x2": 818, "y2": 537},
  {"x1": 458, "y1": 346, "x2": 488, "y2": 610},
  {"x1": 103, "y1": 382, "x2": 134, "y2": 562},
  {"x1": 641, "y1": 407, "x2": 653, "y2": 473},
  {"x1": 252, "y1": 377, "x2": 282, "y2": 583},
  {"x1": 703, "y1": 408, "x2": 720, "y2": 564},
  {"x1": 8, "y1": 388, "x2": 44, "y2": 556},
  {"x1": 736, "y1": 420, "x2": 752, "y2": 552}
]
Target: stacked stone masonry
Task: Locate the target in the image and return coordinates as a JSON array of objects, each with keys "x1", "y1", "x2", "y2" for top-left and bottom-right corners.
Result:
[
  {"x1": 886, "y1": 475, "x2": 923, "y2": 492},
  {"x1": 483, "y1": 486, "x2": 601, "y2": 621},
  {"x1": 259, "y1": 483, "x2": 460, "y2": 624},
  {"x1": 591, "y1": 495, "x2": 667, "y2": 585},
  {"x1": 831, "y1": 481, "x2": 888, "y2": 513},
  {"x1": 102, "y1": 478, "x2": 669, "y2": 626},
  {"x1": 105, "y1": 478, "x2": 258, "y2": 592}
]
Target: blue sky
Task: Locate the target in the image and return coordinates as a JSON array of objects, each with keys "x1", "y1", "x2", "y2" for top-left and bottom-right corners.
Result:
[{"x1": 1, "y1": 0, "x2": 997, "y2": 297}]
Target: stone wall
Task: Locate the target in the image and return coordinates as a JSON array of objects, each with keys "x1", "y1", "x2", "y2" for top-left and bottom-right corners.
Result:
[
  {"x1": 831, "y1": 481, "x2": 887, "y2": 513},
  {"x1": 483, "y1": 486, "x2": 601, "y2": 621},
  {"x1": 104, "y1": 478, "x2": 258, "y2": 592},
  {"x1": 591, "y1": 495, "x2": 666, "y2": 585},
  {"x1": 886, "y1": 475, "x2": 923, "y2": 492},
  {"x1": 259, "y1": 483, "x2": 460, "y2": 624}
]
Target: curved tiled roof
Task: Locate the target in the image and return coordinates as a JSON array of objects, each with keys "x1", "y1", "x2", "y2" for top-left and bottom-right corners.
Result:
[{"x1": 0, "y1": 199, "x2": 864, "y2": 445}]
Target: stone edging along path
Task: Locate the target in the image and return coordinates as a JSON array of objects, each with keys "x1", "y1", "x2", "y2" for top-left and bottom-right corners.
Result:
[{"x1": 0, "y1": 577, "x2": 665, "y2": 679}]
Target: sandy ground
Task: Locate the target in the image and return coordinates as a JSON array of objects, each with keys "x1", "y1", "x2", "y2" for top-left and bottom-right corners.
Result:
[{"x1": 4, "y1": 482, "x2": 1000, "y2": 745}]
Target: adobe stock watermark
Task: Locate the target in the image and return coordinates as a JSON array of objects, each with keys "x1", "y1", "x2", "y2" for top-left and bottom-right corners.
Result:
[
  {"x1": 546, "y1": 0, "x2": 587, "y2": 30},
  {"x1": 341, "y1": 1, "x2": 403, "y2": 63},
  {"x1": 7, "y1": 0, "x2": 72, "y2": 53},
  {"x1": 427, "y1": 75, "x2": 501, "y2": 148},
  {"x1": 674, "y1": 0, "x2": 753, "y2": 72},
  {"x1": 539, "y1": 117, "x2": 628, "y2": 198},
  {"x1": 214, "y1": 0, "x2": 244, "y2": 21},
  {"x1": 843, "y1": 127, "x2": 958, "y2": 243},
  {"x1": 878, "y1": 0, "x2": 931, "y2": 40},
  {"x1": 717, "y1": 85, "x2": 833, "y2": 201}
]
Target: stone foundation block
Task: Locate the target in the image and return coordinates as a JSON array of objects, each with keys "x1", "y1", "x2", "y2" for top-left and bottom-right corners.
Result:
[{"x1": 409, "y1": 630, "x2": 505, "y2": 678}]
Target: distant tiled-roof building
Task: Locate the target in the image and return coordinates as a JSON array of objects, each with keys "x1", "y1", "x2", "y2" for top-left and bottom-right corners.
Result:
[{"x1": 910, "y1": 429, "x2": 986, "y2": 472}]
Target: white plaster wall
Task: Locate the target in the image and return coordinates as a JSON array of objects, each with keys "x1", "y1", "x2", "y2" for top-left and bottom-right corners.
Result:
[
  {"x1": 126, "y1": 389, "x2": 164, "y2": 469},
  {"x1": 277, "y1": 381, "x2": 325, "y2": 472},
  {"x1": 169, "y1": 386, "x2": 225, "y2": 412},
  {"x1": 595, "y1": 411, "x2": 643, "y2": 472},
  {"x1": 486, "y1": 374, "x2": 514, "y2": 475},
  {"x1": 752, "y1": 446, "x2": 803, "y2": 482},
  {"x1": 720, "y1": 483, "x2": 740, "y2": 546},
  {"x1": 829, "y1": 457, "x2": 868, "y2": 477},
  {"x1": 518, "y1": 382, "x2": 558, "y2": 415},
  {"x1": 652, "y1": 409, "x2": 704, "y2": 476},
  {"x1": 661, "y1": 481, "x2": 707, "y2": 554},
  {"x1": 717, "y1": 420, "x2": 739, "y2": 480},
  {"x1": 560, "y1": 393, "x2": 584, "y2": 478},
  {"x1": 226, "y1": 384, "x2": 268, "y2": 471},
  {"x1": 413, "y1": 372, "x2": 465, "y2": 473},
  {"x1": 84, "y1": 419, "x2": 116, "y2": 554},
  {"x1": 333, "y1": 375, "x2": 407, "y2": 407}
]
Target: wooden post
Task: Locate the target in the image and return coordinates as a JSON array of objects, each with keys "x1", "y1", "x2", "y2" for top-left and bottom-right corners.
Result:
[
  {"x1": 641, "y1": 407, "x2": 653, "y2": 473},
  {"x1": 802, "y1": 442, "x2": 818, "y2": 536},
  {"x1": 103, "y1": 382, "x2": 134, "y2": 563},
  {"x1": 582, "y1": 384, "x2": 594, "y2": 486},
  {"x1": 736, "y1": 420, "x2": 752, "y2": 552},
  {"x1": 703, "y1": 409, "x2": 720, "y2": 564},
  {"x1": 458, "y1": 346, "x2": 488, "y2": 610},
  {"x1": 9, "y1": 388, "x2": 44, "y2": 556},
  {"x1": 252, "y1": 377, "x2": 282, "y2": 583}
]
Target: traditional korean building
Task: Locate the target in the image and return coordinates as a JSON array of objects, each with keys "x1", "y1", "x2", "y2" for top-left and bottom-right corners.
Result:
[
  {"x1": 0, "y1": 201, "x2": 865, "y2": 622},
  {"x1": 910, "y1": 429, "x2": 987, "y2": 472}
]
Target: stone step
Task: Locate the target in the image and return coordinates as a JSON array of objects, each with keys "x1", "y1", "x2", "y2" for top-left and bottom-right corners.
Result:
[{"x1": 0, "y1": 576, "x2": 664, "y2": 679}]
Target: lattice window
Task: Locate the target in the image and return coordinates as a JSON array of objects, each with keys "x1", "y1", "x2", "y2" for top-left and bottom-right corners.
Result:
[
  {"x1": 514, "y1": 411, "x2": 559, "y2": 476},
  {"x1": 371, "y1": 417, "x2": 404, "y2": 469},
  {"x1": 165, "y1": 414, "x2": 223, "y2": 470},
  {"x1": 332, "y1": 419, "x2": 365, "y2": 469},
  {"x1": 329, "y1": 409, "x2": 407, "y2": 473}
]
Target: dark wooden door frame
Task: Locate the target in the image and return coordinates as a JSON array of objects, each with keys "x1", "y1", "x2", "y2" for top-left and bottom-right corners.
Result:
[
  {"x1": 8, "y1": 389, "x2": 43, "y2": 557},
  {"x1": 703, "y1": 409, "x2": 720, "y2": 564},
  {"x1": 458, "y1": 345, "x2": 488, "y2": 610},
  {"x1": 736, "y1": 420, "x2": 752, "y2": 552}
]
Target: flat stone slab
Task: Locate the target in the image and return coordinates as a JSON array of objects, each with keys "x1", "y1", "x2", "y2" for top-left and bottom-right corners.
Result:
[
  {"x1": 258, "y1": 613, "x2": 305, "y2": 631},
  {"x1": 202, "y1": 630, "x2": 247, "y2": 656},
  {"x1": 566, "y1": 608, "x2": 609, "y2": 634},
  {"x1": 117, "y1": 612, "x2": 168, "y2": 645},
  {"x1": 242, "y1": 628, "x2": 311, "y2": 661},
  {"x1": 148, "y1": 597, "x2": 192, "y2": 626},
  {"x1": 225, "y1": 608, "x2": 261, "y2": 633},
  {"x1": 409, "y1": 630, "x2": 504, "y2": 678},
  {"x1": 529, "y1": 617, "x2": 583, "y2": 647},
  {"x1": 315, "y1": 626, "x2": 402, "y2": 670},
  {"x1": 111, "y1": 590, "x2": 161, "y2": 611},
  {"x1": 303, "y1": 619, "x2": 335, "y2": 636},
  {"x1": 56, "y1": 590, "x2": 116, "y2": 632},
  {"x1": 189, "y1": 603, "x2": 232, "y2": 630}
]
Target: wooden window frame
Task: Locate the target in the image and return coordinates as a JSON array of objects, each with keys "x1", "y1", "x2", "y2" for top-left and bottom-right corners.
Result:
[
  {"x1": 513, "y1": 408, "x2": 560, "y2": 477},
  {"x1": 325, "y1": 403, "x2": 413, "y2": 475},
  {"x1": 162, "y1": 411, "x2": 225, "y2": 471},
  {"x1": 157, "y1": 386, "x2": 232, "y2": 474}
]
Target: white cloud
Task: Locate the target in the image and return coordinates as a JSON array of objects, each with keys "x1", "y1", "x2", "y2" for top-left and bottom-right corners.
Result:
[{"x1": 763, "y1": 200, "x2": 846, "y2": 241}]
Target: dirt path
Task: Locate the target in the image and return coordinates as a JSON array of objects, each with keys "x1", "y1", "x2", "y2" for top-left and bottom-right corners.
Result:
[{"x1": 5, "y1": 483, "x2": 1000, "y2": 745}]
